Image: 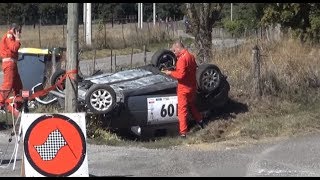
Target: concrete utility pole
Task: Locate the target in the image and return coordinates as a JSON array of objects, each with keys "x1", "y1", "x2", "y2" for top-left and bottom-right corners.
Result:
[
  {"x1": 85, "y1": 3, "x2": 92, "y2": 46},
  {"x1": 65, "y1": 3, "x2": 79, "y2": 112},
  {"x1": 140, "y1": 3, "x2": 143, "y2": 29},
  {"x1": 153, "y1": 3, "x2": 156, "y2": 26},
  {"x1": 231, "y1": 3, "x2": 233, "y2": 21},
  {"x1": 83, "y1": 3, "x2": 86, "y2": 43},
  {"x1": 138, "y1": 3, "x2": 141, "y2": 28}
]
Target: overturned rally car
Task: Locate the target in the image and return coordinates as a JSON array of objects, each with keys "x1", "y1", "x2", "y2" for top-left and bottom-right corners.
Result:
[{"x1": 34, "y1": 49, "x2": 230, "y2": 136}]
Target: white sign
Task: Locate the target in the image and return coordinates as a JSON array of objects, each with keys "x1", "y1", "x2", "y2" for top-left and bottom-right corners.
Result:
[
  {"x1": 147, "y1": 96, "x2": 178, "y2": 124},
  {"x1": 22, "y1": 113, "x2": 88, "y2": 177}
]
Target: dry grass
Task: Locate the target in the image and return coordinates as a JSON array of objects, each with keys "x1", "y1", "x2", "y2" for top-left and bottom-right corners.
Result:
[
  {"x1": 0, "y1": 23, "x2": 175, "y2": 50},
  {"x1": 202, "y1": 37, "x2": 320, "y2": 144},
  {"x1": 213, "y1": 37, "x2": 320, "y2": 103},
  {"x1": 125, "y1": 37, "x2": 320, "y2": 148}
]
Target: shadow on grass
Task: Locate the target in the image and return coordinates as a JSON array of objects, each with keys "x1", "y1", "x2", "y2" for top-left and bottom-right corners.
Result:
[
  {"x1": 0, "y1": 121, "x2": 12, "y2": 131},
  {"x1": 113, "y1": 98, "x2": 249, "y2": 142},
  {"x1": 210, "y1": 98, "x2": 249, "y2": 121}
]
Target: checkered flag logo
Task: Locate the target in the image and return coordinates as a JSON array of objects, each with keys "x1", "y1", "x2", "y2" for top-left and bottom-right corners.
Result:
[{"x1": 34, "y1": 129, "x2": 67, "y2": 161}]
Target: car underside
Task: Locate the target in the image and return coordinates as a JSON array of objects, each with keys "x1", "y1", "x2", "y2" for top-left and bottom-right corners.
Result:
[{"x1": 32, "y1": 49, "x2": 230, "y2": 136}]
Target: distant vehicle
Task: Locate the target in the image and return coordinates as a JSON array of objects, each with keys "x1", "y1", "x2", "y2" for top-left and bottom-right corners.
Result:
[{"x1": 33, "y1": 49, "x2": 230, "y2": 136}]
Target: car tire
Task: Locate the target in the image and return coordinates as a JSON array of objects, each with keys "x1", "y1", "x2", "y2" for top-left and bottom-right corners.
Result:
[
  {"x1": 196, "y1": 64, "x2": 222, "y2": 93},
  {"x1": 85, "y1": 84, "x2": 116, "y2": 114},
  {"x1": 51, "y1": 69, "x2": 66, "y2": 93},
  {"x1": 151, "y1": 49, "x2": 177, "y2": 70}
]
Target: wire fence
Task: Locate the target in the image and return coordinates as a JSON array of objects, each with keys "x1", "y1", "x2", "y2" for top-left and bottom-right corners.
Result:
[
  {"x1": 0, "y1": 17, "x2": 283, "y2": 76},
  {"x1": 0, "y1": 17, "x2": 186, "y2": 50}
]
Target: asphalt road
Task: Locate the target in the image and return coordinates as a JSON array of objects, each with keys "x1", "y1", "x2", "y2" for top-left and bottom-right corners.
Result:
[{"x1": 1, "y1": 129, "x2": 320, "y2": 177}]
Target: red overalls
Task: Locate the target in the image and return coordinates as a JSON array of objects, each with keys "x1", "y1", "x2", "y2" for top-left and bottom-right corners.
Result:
[
  {"x1": 170, "y1": 49, "x2": 203, "y2": 135},
  {"x1": 0, "y1": 30, "x2": 22, "y2": 107}
]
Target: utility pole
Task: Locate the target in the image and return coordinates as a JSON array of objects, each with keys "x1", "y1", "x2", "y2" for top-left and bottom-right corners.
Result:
[
  {"x1": 65, "y1": 3, "x2": 79, "y2": 112},
  {"x1": 83, "y1": 3, "x2": 86, "y2": 44},
  {"x1": 231, "y1": 3, "x2": 233, "y2": 21},
  {"x1": 138, "y1": 3, "x2": 141, "y2": 28},
  {"x1": 140, "y1": 3, "x2": 143, "y2": 29},
  {"x1": 85, "y1": 3, "x2": 92, "y2": 46},
  {"x1": 153, "y1": 3, "x2": 156, "y2": 26}
]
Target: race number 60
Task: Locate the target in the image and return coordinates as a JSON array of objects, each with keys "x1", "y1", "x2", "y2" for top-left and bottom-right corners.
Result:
[{"x1": 160, "y1": 104, "x2": 178, "y2": 117}]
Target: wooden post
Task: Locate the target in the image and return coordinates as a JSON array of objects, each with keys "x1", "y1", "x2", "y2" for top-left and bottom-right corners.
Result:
[
  {"x1": 147, "y1": 22, "x2": 150, "y2": 44},
  {"x1": 122, "y1": 23, "x2": 126, "y2": 47},
  {"x1": 252, "y1": 45, "x2": 262, "y2": 98},
  {"x1": 62, "y1": 24, "x2": 65, "y2": 47},
  {"x1": 104, "y1": 21, "x2": 107, "y2": 48},
  {"x1": 114, "y1": 53, "x2": 117, "y2": 72},
  {"x1": 143, "y1": 45, "x2": 146, "y2": 65},
  {"x1": 111, "y1": 14, "x2": 114, "y2": 28},
  {"x1": 110, "y1": 49, "x2": 113, "y2": 72},
  {"x1": 65, "y1": 3, "x2": 79, "y2": 113},
  {"x1": 130, "y1": 47, "x2": 133, "y2": 69},
  {"x1": 92, "y1": 48, "x2": 96, "y2": 74},
  {"x1": 38, "y1": 18, "x2": 41, "y2": 48}
]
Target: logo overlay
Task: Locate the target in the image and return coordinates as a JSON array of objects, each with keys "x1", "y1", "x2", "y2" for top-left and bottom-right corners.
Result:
[{"x1": 24, "y1": 114, "x2": 86, "y2": 177}]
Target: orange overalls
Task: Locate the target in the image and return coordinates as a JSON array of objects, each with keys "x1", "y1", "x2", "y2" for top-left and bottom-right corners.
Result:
[
  {"x1": 0, "y1": 30, "x2": 22, "y2": 107},
  {"x1": 169, "y1": 49, "x2": 203, "y2": 135}
]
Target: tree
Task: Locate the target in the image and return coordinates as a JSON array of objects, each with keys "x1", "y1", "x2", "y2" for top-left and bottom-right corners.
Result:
[
  {"x1": 261, "y1": 3, "x2": 320, "y2": 42},
  {"x1": 221, "y1": 3, "x2": 266, "y2": 37},
  {"x1": 156, "y1": 3, "x2": 184, "y2": 21},
  {"x1": 185, "y1": 3, "x2": 224, "y2": 63}
]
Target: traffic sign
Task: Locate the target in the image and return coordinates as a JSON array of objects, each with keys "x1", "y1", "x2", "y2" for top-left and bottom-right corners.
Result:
[{"x1": 22, "y1": 113, "x2": 88, "y2": 177}]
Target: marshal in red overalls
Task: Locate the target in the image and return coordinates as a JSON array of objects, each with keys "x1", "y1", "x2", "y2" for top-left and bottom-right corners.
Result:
[
  {"x1": 168, "y1": 48, "x2": 203, "y2": 135},
  {"x1": 0, "y1": 25, "x2": 23, "y2": 110}
]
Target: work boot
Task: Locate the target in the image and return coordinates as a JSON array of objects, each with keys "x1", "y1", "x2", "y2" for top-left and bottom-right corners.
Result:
[
  {"x1": 14, "y1": 102, "x2": 23, "y2": 111},
  {"x1": 0, "y1": 103, "x2": 5, "y2": 113},
  {"x1": 0, "y1": 103, "x2": 4, "y2": 110},
  {"x1": 179, "y1": 134, "x2": 187, "y2": 139},
  {"x1": 197, "y1": 120, "x2": 205, "y2": 129}
]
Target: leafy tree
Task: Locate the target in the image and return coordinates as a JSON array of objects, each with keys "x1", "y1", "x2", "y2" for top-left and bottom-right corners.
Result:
[
  {"x1": 223, "y1": 19, "x2": 245, "y2": 38},
  {"x1": 221, "y1": 3, "x2": 266, "y2": 36},
  {"x1": 261, "y1": 3, "x2": 320, "y2": 42}
]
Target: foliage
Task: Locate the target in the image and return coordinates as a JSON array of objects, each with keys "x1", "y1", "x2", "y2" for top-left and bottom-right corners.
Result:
[
  {"x1": 221, "y1": 3, "x2": 265, "y2": 29},
  {"x1": 0, "y1": 3, "x2": 185, "y2": 26},
  {"x1": 223, "y1": 19, "x2": 245, "y2": 38},
  {"x1": 261, "y1": 3, "x2": 320, "y2": 42}
]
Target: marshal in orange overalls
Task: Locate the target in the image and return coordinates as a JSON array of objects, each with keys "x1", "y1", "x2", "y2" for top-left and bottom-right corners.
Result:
[
  {"x1": 169, "y1": 49, "x2": 203, "y2": 135},
  {"x1": 0, "y1": 29, "x2": 23, "y2": 107}
]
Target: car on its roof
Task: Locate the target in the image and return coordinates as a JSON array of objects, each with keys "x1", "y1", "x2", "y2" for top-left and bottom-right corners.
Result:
[{"x1": 33, "y1": 49, "x2": 230, "y2": 136}]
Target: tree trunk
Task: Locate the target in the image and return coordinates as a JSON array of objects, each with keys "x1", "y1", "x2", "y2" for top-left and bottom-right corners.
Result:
[
  {"x1": 194, "y1": 28, "x2": 212, "y2": 64},
  {"x1": 186, "y1": 3, "x2": 223, "y2": 64}
]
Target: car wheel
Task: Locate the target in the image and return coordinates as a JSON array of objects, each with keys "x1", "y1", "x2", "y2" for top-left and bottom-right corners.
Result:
[
  {"x1": 196, "y1": 64, "x2": 222, "y2": 93},
  {"x1": 51, "y1": 69, "x2": 66, "y2": 93},
  {"x1": 85, "y1": 84, "x2": 116, "y2": 114},
  {"x1": 151, "y1": 49, "x2": 177, "y2": 70}
]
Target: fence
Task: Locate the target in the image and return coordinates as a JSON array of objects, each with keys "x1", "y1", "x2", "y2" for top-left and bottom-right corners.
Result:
[{"x1": 0, "y1": 17, "x2": 185, "y2": 49}]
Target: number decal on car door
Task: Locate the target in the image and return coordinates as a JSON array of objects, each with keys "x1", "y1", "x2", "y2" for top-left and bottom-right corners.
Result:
[
  {"x1": 160, "y1": 104, "x2": 178, "y2": 117},
  {"x1": 147, "y1": 96, "x2": 178, "y2": 124}
]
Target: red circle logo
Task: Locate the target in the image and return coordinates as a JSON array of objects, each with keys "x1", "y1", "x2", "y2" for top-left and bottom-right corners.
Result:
[{"x1": 24, "y1": 114, "x2": 86, "y2": 176}]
